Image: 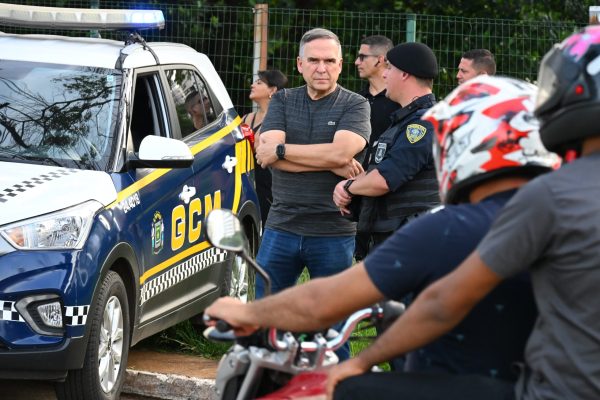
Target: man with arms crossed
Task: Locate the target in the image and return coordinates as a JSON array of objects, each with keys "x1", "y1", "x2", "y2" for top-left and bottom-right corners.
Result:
[{"x1": 254, "y1": 28, "x2": 370, "y2": 359}]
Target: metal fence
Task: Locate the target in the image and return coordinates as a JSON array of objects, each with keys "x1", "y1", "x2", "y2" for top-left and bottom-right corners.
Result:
[{"x1": 3, "y1": 2, "x2": 582, "y2": 116}]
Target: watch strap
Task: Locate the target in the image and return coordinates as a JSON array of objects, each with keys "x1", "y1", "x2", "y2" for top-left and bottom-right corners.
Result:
[{"x1": 343, "y1": 179, "x2": 355, "y2": 196}]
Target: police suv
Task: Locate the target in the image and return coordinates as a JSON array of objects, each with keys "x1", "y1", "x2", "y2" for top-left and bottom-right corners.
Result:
[{"x1": 0, "y1": 4, "x2": 260, "y2": 399}]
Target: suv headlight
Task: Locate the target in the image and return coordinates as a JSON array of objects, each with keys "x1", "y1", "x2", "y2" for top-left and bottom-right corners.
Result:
[{"x1": 0, "y1": 201, "x2": 102, "y2": 250}]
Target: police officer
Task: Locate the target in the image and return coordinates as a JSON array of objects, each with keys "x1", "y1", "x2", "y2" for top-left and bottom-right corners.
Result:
[{"x1": 334, "y1": 42, "x2": 440, "y2": 251}]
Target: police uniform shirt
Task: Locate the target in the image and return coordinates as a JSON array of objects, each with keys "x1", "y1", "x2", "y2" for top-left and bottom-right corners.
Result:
[
  {"x1": 358, "y1": 94, "x2": 438, "y2": 234},
  {"x1": 372, "y1": 94, "x2": 435, "y2": 192}
]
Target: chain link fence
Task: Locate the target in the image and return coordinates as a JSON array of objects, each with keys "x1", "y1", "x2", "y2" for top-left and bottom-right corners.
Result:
[{"x1": 3, "y1": 1, "x2": 582, "y2": 116}]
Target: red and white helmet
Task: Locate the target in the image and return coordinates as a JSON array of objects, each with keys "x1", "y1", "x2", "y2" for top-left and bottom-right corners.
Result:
[{"x1": 422, "y1": 75, "x2": 560, "y2": 204}]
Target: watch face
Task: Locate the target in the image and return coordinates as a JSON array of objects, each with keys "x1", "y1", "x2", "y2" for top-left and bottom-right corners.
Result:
[{"x1": 276, "y1": 144, "x2": 285, "y2": 159}]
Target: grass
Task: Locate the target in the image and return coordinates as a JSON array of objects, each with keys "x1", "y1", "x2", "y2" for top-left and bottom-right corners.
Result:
[{"x1": 136, "y1": 319, "x2": 230, "y2": 360}]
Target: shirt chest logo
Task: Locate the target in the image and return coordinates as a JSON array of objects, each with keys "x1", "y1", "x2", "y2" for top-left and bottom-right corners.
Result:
[{"x1": 406, "y1": 124, "x2": 427, "y2": 144}]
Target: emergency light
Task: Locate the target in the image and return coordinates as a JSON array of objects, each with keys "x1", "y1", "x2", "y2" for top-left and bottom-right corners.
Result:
[{"x1": 0, "y1": 2, "x2": 165, "y2": 30}]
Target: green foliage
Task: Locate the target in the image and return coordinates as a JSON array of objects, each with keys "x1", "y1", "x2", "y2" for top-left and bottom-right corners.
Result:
[
  {"x1": 140, "y1": 320, "x2": 231, "y2": 359},
  {"x1": 6, "y1": 1, "x2": 587, "y2": 110}
]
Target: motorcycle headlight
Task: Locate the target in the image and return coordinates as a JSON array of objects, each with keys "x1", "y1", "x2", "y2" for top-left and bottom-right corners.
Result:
[{"x1": 0, "y1": 200, "x2": 102, "y2": 250}]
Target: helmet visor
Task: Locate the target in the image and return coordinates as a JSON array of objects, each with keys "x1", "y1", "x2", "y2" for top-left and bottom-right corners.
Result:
[{"x1": 535, "y1": 44, "x2": 580, "y2": 117}]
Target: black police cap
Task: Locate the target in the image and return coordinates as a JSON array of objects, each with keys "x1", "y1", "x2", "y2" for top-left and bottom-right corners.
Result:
[{"x1": 386, "y1": 42, "x2": 438, "y2": 79}]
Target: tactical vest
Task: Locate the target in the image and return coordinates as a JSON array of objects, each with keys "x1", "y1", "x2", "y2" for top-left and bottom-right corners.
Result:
[{"x1": 358, "y1": 94, "x2": 440, "y2": 233}]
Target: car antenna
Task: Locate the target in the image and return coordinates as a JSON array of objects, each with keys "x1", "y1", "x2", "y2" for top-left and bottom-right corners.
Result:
[{"x1": 125, "y1": 32, "x2": 160, "y2": 65}]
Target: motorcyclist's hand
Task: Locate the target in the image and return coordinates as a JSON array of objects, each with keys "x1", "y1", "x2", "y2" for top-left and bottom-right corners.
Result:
[
  {"x1": 325, "y1": 358, "x2": 370, "y2": 400},
  {"x1": 204, "y1": 297, "x2": 259, "y2": 336}
]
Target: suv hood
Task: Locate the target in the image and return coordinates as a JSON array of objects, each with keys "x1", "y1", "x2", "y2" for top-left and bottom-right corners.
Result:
[{"x1": 0, "y1": 162, "x2": 117, "y2": 226}]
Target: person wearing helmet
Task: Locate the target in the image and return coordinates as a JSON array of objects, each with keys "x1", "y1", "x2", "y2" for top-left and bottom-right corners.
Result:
[
  {"x1": 328, "y1": 26, "x2": 600, "y2": 400},
  {"x1": 206, "y1": 75, "x2": 558, "y2": 394}
]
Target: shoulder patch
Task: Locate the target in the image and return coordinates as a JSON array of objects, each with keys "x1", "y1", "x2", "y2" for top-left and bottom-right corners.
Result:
[{"x1": 406, "y1": 124, "x2": 427, "y2": 144}]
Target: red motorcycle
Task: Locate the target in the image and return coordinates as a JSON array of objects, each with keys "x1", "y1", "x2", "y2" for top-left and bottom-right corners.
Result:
[{"x1": 203, "y1": 209, "x2": 404, "y2": 400}]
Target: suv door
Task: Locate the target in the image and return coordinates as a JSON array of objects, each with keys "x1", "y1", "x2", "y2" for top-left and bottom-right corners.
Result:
[
  {"x1": 161, "y1": 66, "x2": 239, "y2": 293},
  {"x1": 125, "y1": 68, "x2": 201, "y2": 325}
]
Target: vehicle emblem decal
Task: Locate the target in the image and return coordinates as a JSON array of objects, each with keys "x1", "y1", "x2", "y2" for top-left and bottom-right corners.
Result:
[
  {"x1": 222, "y1": 155, "x2": 237, "y2": 173},
  {"x1": 152, "y1": 211, "x2": 164, "y2": 255},
  {"x1": 406, "y1": 124, "x2": 427, "y2": 144},
  {"x1": 119, "y1": 192, "x2": 140, "y2": 213},
  {"x1": 178, "y1": 185, "x2": 196, "y2": 204}
]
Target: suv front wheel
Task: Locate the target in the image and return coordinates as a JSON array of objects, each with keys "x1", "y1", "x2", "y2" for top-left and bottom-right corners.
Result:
[
  {"x1": 56, "y1": 271, "x2": 130, "y2": 400},
  {"x1": 221, "y1": 226, "x2": 258, "y2": 303}
]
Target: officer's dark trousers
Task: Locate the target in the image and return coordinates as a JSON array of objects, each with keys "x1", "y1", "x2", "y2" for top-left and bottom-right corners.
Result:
[{"x1": 333, "y1": 371, "x2": 516, "y2": 400}]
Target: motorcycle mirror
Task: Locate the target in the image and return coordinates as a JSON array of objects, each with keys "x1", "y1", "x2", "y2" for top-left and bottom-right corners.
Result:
[
  {"x1": 205, "y1": 208, "x2": 245, "y2": 252},
  {"x1": 205, "y1": 208, "x2": 272, "y2": 296}
]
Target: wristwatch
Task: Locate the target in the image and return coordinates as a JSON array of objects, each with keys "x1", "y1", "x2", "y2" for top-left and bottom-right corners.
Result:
[
  {"x1": 343, "y1": 179, "x2": 355, "y2": 196},
  {"x1": 276, "y1": 144, "x2": 286, "y2": 160}
]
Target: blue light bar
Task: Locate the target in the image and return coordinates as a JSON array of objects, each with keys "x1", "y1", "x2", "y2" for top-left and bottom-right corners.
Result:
[{"x1": 0, "y1": 3, "x2": 165, "y2": 31}]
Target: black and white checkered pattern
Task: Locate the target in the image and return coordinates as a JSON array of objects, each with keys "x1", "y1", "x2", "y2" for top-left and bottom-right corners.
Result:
[
  {"x1": 141, "y1": 247, "x2": 227, "y2": 304},
  {"x1": 0, "y1": 301, "x2": 24, "y2": 322},
  {"x1": 64, "y1": 305, "x2": 89, "y2": 326},
  {"x1": 0, "y1": 169, "x2": 77, "y2": 203},
  {"x1": 0, "y1": 301, "x2": 89, "y2": 326}
]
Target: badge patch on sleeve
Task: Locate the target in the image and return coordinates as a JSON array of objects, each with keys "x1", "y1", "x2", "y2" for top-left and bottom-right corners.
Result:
[
  {"x1": 406, "y1": 124, "x2": 427, "y2": 144},
  {"x1": 374, "y1": 142, "x2": 387, "y2": 163}
]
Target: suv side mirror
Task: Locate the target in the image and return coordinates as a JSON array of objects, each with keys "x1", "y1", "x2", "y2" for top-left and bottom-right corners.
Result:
[
  {"x1": 206, "y1": 209, "x2": 272, "y2": 296},
  {"x1": 205, "y1": 209, "x2": 246, "y2": 252},
  {"x1": 128, "y1": 136, "x2": 194, "y2": 169}
]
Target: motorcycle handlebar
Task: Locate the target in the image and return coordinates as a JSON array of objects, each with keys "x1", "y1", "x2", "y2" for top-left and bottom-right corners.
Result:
[
  {"x1": 202, "y1": 314, "x2": 233, "y2": 332},
  {"x1": 204, "y1": 301, "x2": 405, "y2": 351},
  {"x1": 269, "y1": 301, "x2": 405, "y2": 352}
]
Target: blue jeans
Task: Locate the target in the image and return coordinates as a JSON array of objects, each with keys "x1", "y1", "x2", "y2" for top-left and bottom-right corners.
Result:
[{"x1": 255, "y1": 228, "x2": 355, "y2": 360}]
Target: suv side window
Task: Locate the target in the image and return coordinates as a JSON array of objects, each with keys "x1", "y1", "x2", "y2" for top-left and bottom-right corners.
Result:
[
  {"x1": 130, "y1": 72, "x2": 168, "y2": 152},
  {"x1": 165, "y1": 69, "x2": 216, "y2": 138}
]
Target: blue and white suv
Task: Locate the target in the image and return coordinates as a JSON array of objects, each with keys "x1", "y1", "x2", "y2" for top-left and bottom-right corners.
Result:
[{"x1": 0, "y1": 4, "x2": 260, "y2": 399}]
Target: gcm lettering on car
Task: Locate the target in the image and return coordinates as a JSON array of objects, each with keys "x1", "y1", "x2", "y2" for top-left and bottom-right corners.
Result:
[{"x1": 0, "y1": 4, "x2": 259, "y2": 400}]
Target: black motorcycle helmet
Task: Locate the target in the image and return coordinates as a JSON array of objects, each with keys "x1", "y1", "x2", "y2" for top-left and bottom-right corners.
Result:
[{"x1": 535, "y1": 25, "x2": 600, "y2": 157}]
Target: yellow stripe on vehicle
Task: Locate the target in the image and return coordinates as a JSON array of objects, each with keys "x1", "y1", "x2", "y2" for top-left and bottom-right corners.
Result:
[
  {"x1": 231, "y1": 140, "x2": 244, "y2": 213},
  {"x1": 107, "y1": 116, "x2": 242, "y2": 209},
  {"x1": 140, "y1": 240, "x2": 211, "y2": 285}
]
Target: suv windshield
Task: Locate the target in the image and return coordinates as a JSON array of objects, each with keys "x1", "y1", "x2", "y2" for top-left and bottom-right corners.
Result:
[{"x1": 0, "y1": 60, "x2": 121, "y2": 170}]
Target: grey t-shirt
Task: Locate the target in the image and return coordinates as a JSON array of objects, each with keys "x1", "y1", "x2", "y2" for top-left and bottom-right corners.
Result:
[
  {"x1": 261, "y1": 85, "x2": 371, "y2": 236},
  {"x1": 478, "y1": 153, "x2": 600, "y2": 399}
]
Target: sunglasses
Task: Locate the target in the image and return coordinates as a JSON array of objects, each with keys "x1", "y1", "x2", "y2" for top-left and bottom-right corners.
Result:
[{"x1": 357, "y1": 53, "x2": 379, "y2": 62}]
